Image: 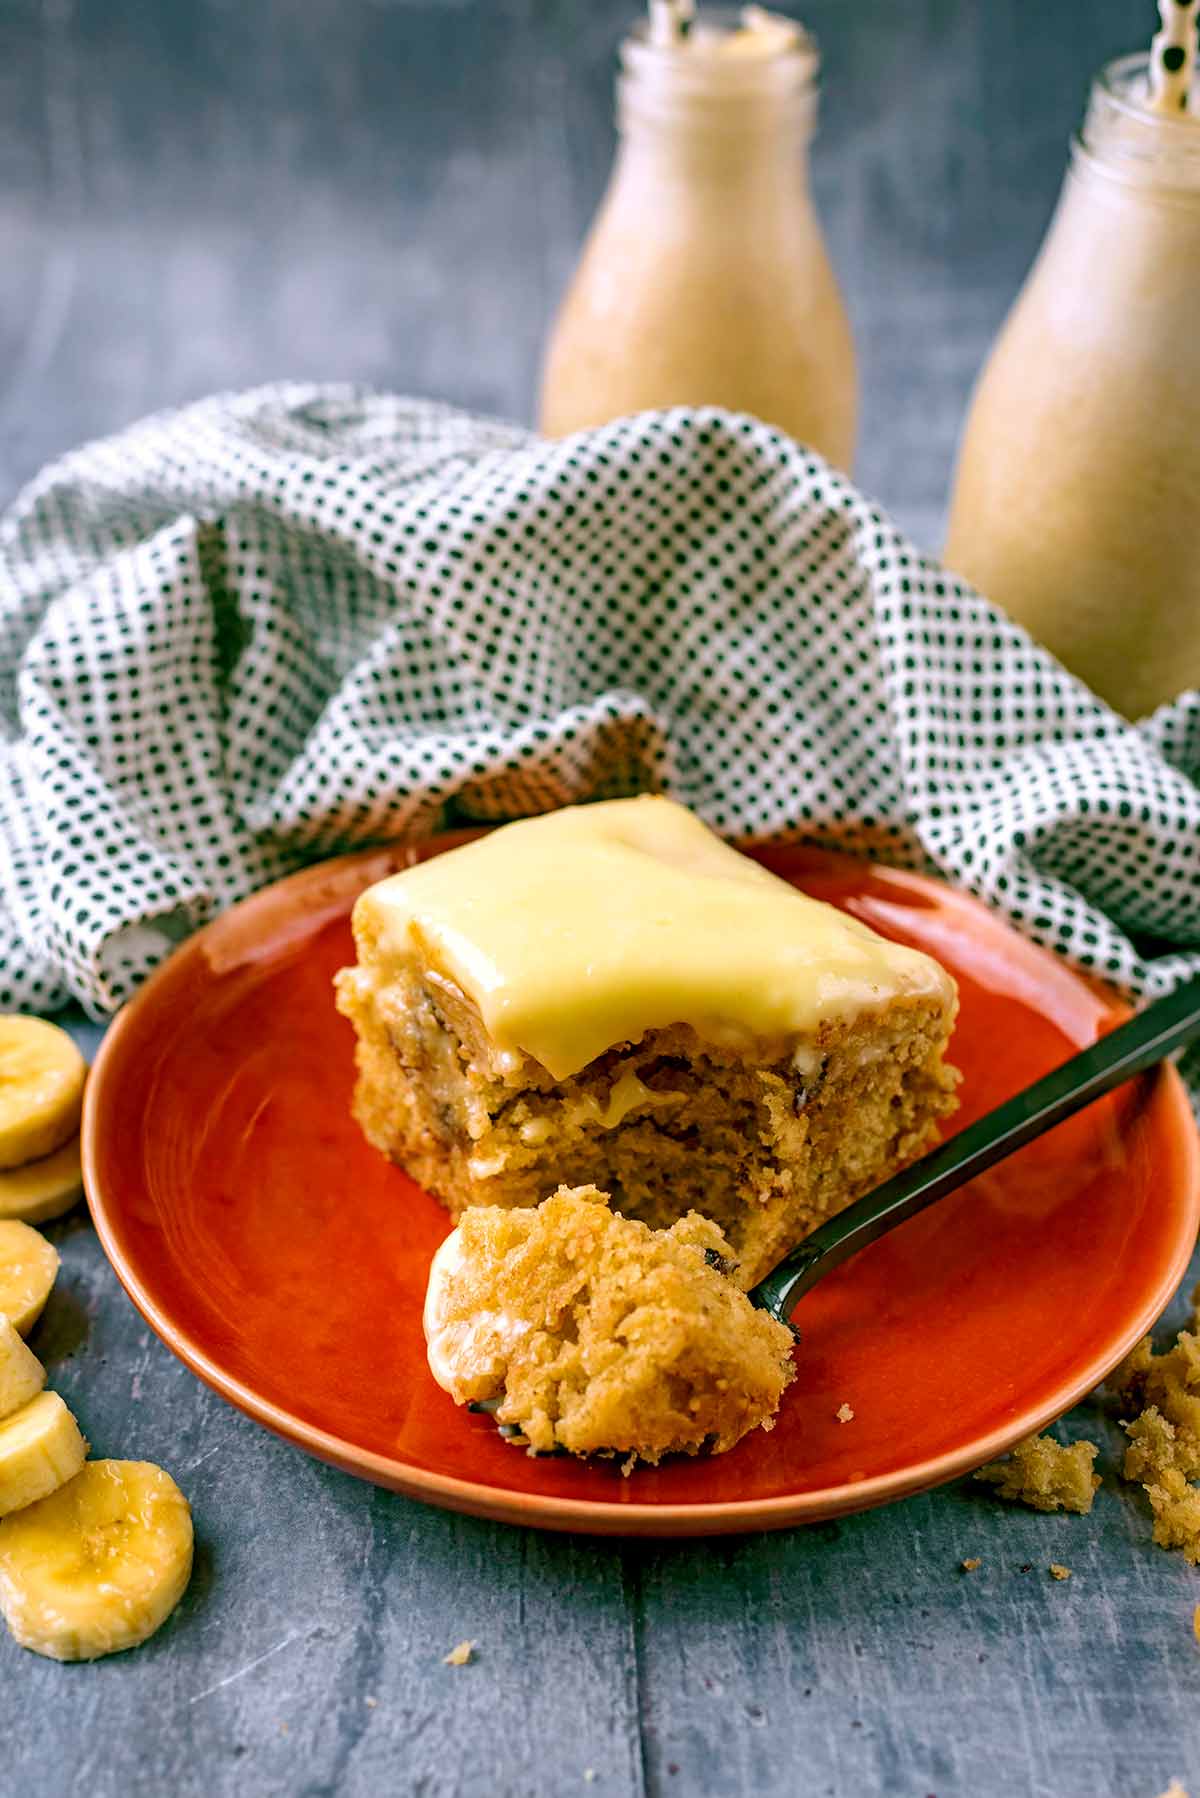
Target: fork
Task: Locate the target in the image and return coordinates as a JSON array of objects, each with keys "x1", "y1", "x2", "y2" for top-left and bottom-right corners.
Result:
[
  {"x1": 469, "y1": 976, "x2": 1200, "y2": 1445},
  {"x1": 751, "y1": 975, "x2": 1200, "y2": 1327}
]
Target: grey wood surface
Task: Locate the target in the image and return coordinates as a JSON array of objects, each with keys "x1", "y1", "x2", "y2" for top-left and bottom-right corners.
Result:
[{"x1": 3, "y1": 3, "x2": 1199, "y2": 1794}]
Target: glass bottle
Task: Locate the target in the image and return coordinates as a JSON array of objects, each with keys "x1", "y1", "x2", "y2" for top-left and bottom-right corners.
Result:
[
  {"x1": 537, "y1": 6, "x2": 857, "y2": 474},
  {"x1": 944, "y1": 54, "x2": 1200, "y2": 719}
]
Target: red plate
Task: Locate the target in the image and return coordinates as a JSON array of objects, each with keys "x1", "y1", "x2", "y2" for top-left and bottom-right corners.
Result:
[{"x1": 82, "y1": 839, "x2": 1200, "y2": 1536}]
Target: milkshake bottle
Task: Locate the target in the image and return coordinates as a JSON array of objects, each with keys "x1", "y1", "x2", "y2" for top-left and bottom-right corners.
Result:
[
  {"x1": 944, "y1": 1, "x2": 1200, "y2": 719},
  {"x1": 538, "y1": 4, "x2": 857, "y2": 473}
]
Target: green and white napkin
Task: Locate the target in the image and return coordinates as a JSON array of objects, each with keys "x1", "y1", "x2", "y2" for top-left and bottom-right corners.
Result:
[{"x1": 1, "y1": 385, "x2": 1196, "y2": 1093}]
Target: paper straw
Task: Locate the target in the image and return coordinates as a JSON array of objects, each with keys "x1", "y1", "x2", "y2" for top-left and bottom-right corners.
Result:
[
  {"x1": 1148, "y1": 0, "x2": 1198, "y2": 114},
  {"x1": 647, "y1": 0, "x2": 694, "y2": 47}
]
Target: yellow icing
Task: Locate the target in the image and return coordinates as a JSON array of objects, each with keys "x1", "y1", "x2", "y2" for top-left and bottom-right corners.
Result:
[
  {"x1": 353, "y1": 797, "x2": 954, "y2": 1081},
  {"x1": 515, "y1": 1073, "x2": 682, "y2": 1146},
  {"x1": 577, "y1": 1068, "x2": 685, "y2": 1128}
]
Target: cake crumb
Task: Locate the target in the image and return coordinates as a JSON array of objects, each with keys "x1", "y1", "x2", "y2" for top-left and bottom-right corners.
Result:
[
  {"x1": 1155, "y1": 1782, "x2": 1189, "y2": 1798},
  {"x1": 1109, "y1": 1316, "x2": 1200, "y2": 1562},
  {"x1": 443, "y1": 1640, "x2": 475, "y2": 1667},
  {"x1": 1048, "y1": 1563, "x2": 1071, "y2": 1581},
  {"x1": 974, "y1": 1433, "x2": 1100, "y2": 1514},
  {"x1": 1144, "y1": 1470, "x2": 1200, "y2": 1564},
  {"x1": 1194, "y1": 1604, "x2": 1200, "y2": 1645},
  {"x1": 961, "y1": 1557, "x2": 981, "y2": 1572},
  {"x1": 836, "y1": 1403, "x2": 854, "y2": 1423},
  {"x1": 364, "y1": 1696, "x2": 378, "y2": 1709}
]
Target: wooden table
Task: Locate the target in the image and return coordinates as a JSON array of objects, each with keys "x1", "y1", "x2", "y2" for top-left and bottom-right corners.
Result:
[{"x1": 4, "y1": 3, "x2": 1197, "y2": 1792}]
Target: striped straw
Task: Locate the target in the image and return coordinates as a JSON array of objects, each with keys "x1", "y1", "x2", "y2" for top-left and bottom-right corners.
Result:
[
  {"x1": 1148, "y1": 0, "x2": 1198, "y2": 114},
  {"x1": 647, "y1": 0, "x2": 695, "y2": 47}
]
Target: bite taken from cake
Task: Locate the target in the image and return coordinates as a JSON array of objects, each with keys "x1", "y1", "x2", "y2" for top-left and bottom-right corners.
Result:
[{"x1": 335, "y1": 797, "x2": 959, "y2": 1291}]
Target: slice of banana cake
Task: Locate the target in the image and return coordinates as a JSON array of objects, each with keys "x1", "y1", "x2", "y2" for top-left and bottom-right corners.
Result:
[{"x1": 335, "y1": 796, "x2": 959, "y2": 1290}]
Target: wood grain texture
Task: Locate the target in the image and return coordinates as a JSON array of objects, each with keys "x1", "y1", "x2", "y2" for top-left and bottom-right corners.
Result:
[
  {"x1": 4, "y1": 4, "x2": 1200, "y2": 1793},
  {"x1": 11, "y1": 1120, "x2": 1200, "y2": 1798}
]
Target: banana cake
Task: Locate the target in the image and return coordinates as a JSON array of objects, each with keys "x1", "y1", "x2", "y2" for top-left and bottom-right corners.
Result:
[
  {"x1": 335, "y1": 796, "x2": 959, "y2": 1290},
  {"x1": 423, "y1": 1185, "x2": 796, "y2": 1462}
]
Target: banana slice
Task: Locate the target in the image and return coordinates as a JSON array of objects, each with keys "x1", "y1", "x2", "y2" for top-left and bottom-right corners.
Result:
[
  {"x1": 0, "y1": 1135, "x2": 84, "y2": 1225},
  {"x1": 0, "y1": 1460, "x2": 193, "y2": 1661},
  {"x1": 0, "y1": 1392, "x2": 87, "y2": 1517},
  {"x1": 0, "y1": 1221, "x2": 59, "y2": 1336},
  {"x1": 0, "y1": 1318, "x2": 45, "y2": 1421},
  {"x1": 0, "y1": 1018, "x2": 87, "y2": 1171}
]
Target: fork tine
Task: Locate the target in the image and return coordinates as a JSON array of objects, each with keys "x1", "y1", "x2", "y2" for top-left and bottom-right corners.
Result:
[{"x1": 467, "y1": 1394, "x2": 567, "y2": 1455}]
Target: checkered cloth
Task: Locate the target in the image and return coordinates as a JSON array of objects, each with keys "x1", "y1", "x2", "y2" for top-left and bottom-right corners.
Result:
[{"x1": 1, "y1": 384, "x2": 1197, "y2": 1096}]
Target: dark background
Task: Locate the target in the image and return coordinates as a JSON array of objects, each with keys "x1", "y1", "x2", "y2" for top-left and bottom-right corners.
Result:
[
  {"x1": 0, "y1": 0, "x2": 1148, "y2": 547},
  {"x1": 8, "y1": 7, "x2": 1198, "y2": 1797}
]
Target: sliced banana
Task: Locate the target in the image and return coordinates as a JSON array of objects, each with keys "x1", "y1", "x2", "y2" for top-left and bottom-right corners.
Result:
[
  {"x1": 0, "y1": 1135, "x2": 84, "y2": 1225},
  {"x1": 0, "y1": 1221, "x2": 59, "y2": 1337},
  {"x1": 0, "y1": 1017, "x2": 87, "y2": 1171},
  {"x1": 0, "y1": 1318, "x2": 45, "y2": 1422},
  {"x1": 0, "y1": 1392, "x2": 87, "y2": 1518},
  {"x1": 0, "y1": 1460, "x2": 193, "y2": 1661}
]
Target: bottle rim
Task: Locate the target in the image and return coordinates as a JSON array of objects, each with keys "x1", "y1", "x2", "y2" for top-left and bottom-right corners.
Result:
[
  {"x1": 1093, "y1": 50, "x2": 1200, "y2": 134},
  {"x1": 1073, "y1": 50, "x2": 1200, "y2": 191},
  {"x1": 621, "y1": 6, "x2": 820, "y2": 110}
]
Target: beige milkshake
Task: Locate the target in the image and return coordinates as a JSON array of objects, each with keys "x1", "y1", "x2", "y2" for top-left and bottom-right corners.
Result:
[
  {"x1": 537, "y1": 5, "x2": 856, "y2": 473},
  {"x1": 944, "y1": 18, "x2": 1200, "y2": 719}
]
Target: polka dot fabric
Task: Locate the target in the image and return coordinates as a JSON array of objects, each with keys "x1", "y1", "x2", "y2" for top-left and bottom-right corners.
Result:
[{"x1": 1, "y1": 384, "x2": 1197, "y2": 1099}]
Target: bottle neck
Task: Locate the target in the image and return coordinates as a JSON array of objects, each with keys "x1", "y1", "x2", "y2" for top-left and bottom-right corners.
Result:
[
  {"x1": 1074, "y1": 50, "x2": 1200, "y2": 198},
  {"x1": 616, "y1": 14, "x2": 819, "y2": 168}
]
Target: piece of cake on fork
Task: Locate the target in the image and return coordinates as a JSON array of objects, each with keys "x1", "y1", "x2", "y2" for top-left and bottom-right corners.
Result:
[
  {"x1": 422, "y1": 1186, "x2": 798, "y2": 1464},
  {"x1": 334, "y1": 796, "x2": 959, "y2": 1290}
]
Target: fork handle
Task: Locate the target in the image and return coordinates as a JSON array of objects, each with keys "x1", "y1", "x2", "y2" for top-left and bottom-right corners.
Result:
[{"x1": 751, "y1": 975, "x2": 1200, "y2": 1326}]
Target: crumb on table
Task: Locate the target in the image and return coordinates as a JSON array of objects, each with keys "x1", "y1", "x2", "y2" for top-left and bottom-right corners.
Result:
[
  {"x1": 1110, "y1": 1326, "x2": 1200, "y2": 1481},
  {"x1": 836, "y1": 1402, "x2": 854, "y2": 1424},
  {"x1": 1123, "y1": 1405, "x2": 1185, "y2": 1484},
  {"x1": 1143, "y1": 1471, "x2": 1200, "y2": 1565},
  {"x1": 1155, "y1": 1782, "x2": 1190, "y2": 1798},
  {"x1": 973, "y1": 1433, "x2": 1100, "y2": 1514},
  {"x1": 961, "y1": 1557, "x2": 981, "y2": 1572},
  {"x1": 1048, "y1": 1563, "x2": 1071, "y2": 1582},
  {"x1": 1109, "y1": 1310, "x2": 1200, "y2": 1562},
  {"x1": 443, "y1": 1640, "x2": 475, "y2": 1667}
]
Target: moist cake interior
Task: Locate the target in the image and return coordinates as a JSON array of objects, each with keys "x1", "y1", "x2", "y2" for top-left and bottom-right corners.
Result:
[{"x1": 337, "y1": 959, "x2": 957, "y2": 1292}]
